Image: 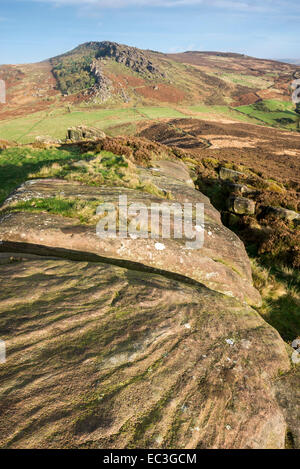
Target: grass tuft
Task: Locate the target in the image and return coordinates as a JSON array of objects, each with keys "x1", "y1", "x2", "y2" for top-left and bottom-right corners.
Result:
[{"x1": 251, "y1": 258, "x2": 300, "y2": 342}]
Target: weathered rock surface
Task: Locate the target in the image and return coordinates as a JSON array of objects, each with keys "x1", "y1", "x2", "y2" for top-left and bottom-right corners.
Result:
[
  {"x1": 35, "y1": 136, "x2": 62, "y2": 145},
  {"x1": 0, "y1": 160, "x2": 261, "y2": 307},
  {"x1": 228, "y1": 196, "x2": 256, "y2": 215},
  {"x1": 275, "y1": 368, "x2": 300, "y2": 449},
  {"x1": 0, "y1": 253, "x2": 291, "y2": 449},
  {"x1": 149, "y1": 160, "x2": 195, "y2": 188},
  {"x1": 67, "y1": 125, "x2": 106, "y2": 142},
  {"x1": 219, "y1": 167, "x2": 245, "y2": 182},
  {"x1": 266, "y1": 206, "x2": 300, "y2": 222},
  {"x1": 88, "y1": 60, "x2": 114, "y2": 103},
  {"x1": 95, "y1": 41, "x2": 165, "y2": 78},
  {"x1": 0, "y1": 158, "x2": 297, "y2": 449},
  {"x1": 226, "y1": 183, "x2": 252, "y2": 195}
]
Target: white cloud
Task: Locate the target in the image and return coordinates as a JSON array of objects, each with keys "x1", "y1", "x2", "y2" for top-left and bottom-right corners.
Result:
[{"x1": 20, "y1": 0, "x2": 300, "y2": 21}]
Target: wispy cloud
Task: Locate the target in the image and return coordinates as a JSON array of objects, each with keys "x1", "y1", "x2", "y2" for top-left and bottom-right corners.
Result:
[{"x1": 23, "y1": 0, "x2": 298, "y2": 13}]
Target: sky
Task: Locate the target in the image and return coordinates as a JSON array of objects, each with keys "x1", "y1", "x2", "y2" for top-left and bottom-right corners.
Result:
[{"x1": 0, "y1": 0, "x2": 299, "y2": 64}]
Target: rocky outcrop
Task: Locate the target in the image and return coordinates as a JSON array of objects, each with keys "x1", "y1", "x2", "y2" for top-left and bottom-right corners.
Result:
[
  {"x1": 35, "y1": 136, "x2": 62, "y2": 145},
  {"x1": 88, "y1": 59, "x2": 114, "y2": 103},
  {"x1": 0, "y1": 251, "x2": 292, "y2": 449},
  {"x1": 67, "y1": 125, "x2": 106, "y2": 142},
  {"x1": 265, "y1": 206, "x2": 300, "y2": 222},
  {"x1": 82, "y1": 42, "x2": 165, "y2": 102},
  {"x1": 226, "y1": 183, "x2": 253, "y2": 195},
  {"x1": 0, "y1": 162, "x2": 261, "y2": 307},
  {"x1": 95, "y1": 41, "x2": 165, "y2": 78},
  {"x1": 0, "y1": 158, "x2": 297, "y2": 449},
  {"x1": 219, "y1": 167, "x2": 245, "y2": 182},
  {"x1": 228, "y1": 196, "x2": 256, "y2": 215}
]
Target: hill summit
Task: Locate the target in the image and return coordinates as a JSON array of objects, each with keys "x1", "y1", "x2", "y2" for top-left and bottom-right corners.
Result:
[{"x1": 0, "y1": 40, "x2": 299, "y2": 120}]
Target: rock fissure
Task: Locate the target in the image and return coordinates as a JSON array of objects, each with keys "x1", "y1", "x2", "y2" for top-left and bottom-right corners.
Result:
[{"x1": 0, "y1": 240, "x2": 216, "y2": 292}]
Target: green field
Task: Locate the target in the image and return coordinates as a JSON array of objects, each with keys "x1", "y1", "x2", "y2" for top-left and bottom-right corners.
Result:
[
  {"x1": 188, "y1": 104, "x2": 260, "y2": 123},
  {"x1": 136, "y1": 107, "x2": 186, "y2": 119},
  {"x1": 0, "y1": 108, "x2": 146, "y2": 143},
  {"x1": 235, "y1": 99, "x2": 299, "y2": 129},
  {"x1": 0, "y1": 106, "x2": 190, "y2": 143},
  {"x1": 0, "y1": 100, "x2": 298, "y2": 143},
  {"x1": 209, "y1": 72, "x2": 273, "y2": 89}
]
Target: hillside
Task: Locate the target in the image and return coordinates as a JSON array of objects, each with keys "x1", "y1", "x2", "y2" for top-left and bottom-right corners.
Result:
[
  {"x1": 0, "y1": 41, "x2": 299, "y2": 126},
  {"x1": 0, "y1": 41, "x2": 299, "y2": 449},
  {"x1": 280, "y1": 59, "x2": 300, "y2": 65},
  {"x1": 0, "y1": 141, "x2": 299, "y2": 449}
]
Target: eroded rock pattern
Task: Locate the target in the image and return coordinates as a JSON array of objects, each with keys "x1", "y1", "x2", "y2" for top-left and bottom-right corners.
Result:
[
  {"x1": 0, "y1": 254, "x2": 290, "y2": 449},
  {"x1": 67, "y1": 125, "x2": 106, "y2": 142},
  {"x1": 0, "y1": 158, "x2": 297, "y2": 449},
  {"x1": 0, "y1": 161, "x2": 261, "y2": 307}
]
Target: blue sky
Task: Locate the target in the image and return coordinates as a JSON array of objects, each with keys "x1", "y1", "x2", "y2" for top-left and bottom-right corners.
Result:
[{"x1": 0, "y1": 0, "x2": 299, "y2": 64}]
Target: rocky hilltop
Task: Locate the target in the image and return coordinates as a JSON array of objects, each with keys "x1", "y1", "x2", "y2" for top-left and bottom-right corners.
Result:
[
  {"x1": 92, "y1": 41, "x2": 165, "y2": 78},
  {"x1": 1, "y1": 40, "x2": 299, "y2": 120},
  {"x1": 0, "y1": 137, "x2": 298, "y2": 449}
]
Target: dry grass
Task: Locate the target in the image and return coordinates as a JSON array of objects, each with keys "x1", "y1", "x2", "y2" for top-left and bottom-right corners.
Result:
[
  {"x1": 251, "y1": 258, "x2": 300, "y2": 342},
  {"x1": 3, "y1": 197, "x2": 102, "y2": 225},
  {"x1": 30, "y1": 151, "x2": 169, "y2": 199}
]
